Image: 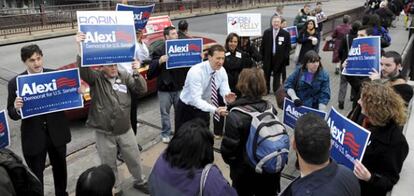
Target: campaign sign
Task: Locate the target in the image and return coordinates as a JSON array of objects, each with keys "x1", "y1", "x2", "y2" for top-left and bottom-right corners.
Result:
[
  {"x1": 342, "y1": 36, "x2": 381, "y2": 76},
  {"x1": 77, "y1": 11, "x2": 137, "y2": 66},
  {"x1": 166, "y1": 38, "x2": 203, "y2": 69},
  {"x1": 16, "y1": 69, "x2": 84, "y2": 119},
  {"x1": 116, "y1": 4, "x2": 155, "y2": 31},
  {"x1": 227, "y1": 13, "x2": 261, "y2": 36},
  {"x1": 282, "y1": 98, "x2": 326, "y2": 129},
  {"x1": 0, "y1": 110, "x2": 10, "y2": 149},
  {"x1": 143, "y1": 15, "x2": 172, "y2": 35},
  {"x1": 327, "y1": 107, "x2": 371, "y2": 170},
  {"x1": 284, "y1": 26, "x2": 298, "y2": 45}
]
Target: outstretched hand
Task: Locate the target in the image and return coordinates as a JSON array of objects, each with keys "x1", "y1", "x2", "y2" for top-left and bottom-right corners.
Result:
[{"x1": 225, "y1": 92, "x2": 237, "y2": 104}]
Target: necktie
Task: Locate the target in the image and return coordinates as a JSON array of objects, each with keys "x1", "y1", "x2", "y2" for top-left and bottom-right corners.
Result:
[
  {"x1": 273, "y1": 29, "x2": 278, "y2": 54},
  {"x1": 211, "y1": 72, "x2": 220, "y2": 121}
]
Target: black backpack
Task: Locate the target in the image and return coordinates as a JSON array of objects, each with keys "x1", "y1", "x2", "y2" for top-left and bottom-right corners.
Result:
[{"x1": 0, "y1": 148, "x2": 43, "y2": 196}]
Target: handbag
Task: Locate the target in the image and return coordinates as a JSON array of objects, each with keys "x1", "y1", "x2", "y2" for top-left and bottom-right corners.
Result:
[
  {"x1": 275, "y1": 70, "x2": 302, "y2": 109},
  {"x1": 322, "y1": 39, "x2": 335, "y2": 51}
]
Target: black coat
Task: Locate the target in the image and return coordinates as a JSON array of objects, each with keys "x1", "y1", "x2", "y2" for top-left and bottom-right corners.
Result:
[
  {"x1": 148, "y1": 41, "x2": 190, "y2": 92},
  {"x1": 7, "y1": 69, "x2": 71, "y2": 156},
  {"x1": 223, "y1": 50, "x2": 253, "y2": 94},
  {"x1": 260, "y1": 28, "x2": 291, "y2": 73},
  {"x1": 360, "y1": 120, "x2": 409, "y2": 196},
  {"x1": 297, "y1": 29, "x2": 320, "y2": 64}
]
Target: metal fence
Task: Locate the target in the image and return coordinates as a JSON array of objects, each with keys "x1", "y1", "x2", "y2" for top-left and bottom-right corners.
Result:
[
  {"x1": 0, "y1": 0, "x2": 312, "y2": 38},
  {"x1": 402, "y1": 18, "x2": 414, "y2": 81}
]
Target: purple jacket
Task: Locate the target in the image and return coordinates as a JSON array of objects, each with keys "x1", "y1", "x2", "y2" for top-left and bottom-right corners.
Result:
[{"x1": 149, "y1": 153, "x2": 237, "y2": 196}]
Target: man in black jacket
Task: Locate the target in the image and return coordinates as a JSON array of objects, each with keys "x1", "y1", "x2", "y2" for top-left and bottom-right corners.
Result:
[
  {"x1": 7, "y1": 44, "x2": 71, "y2": 196},
  {"x1": 260, "y1": 15, "x2": 291, "y2": 94},
  {"x1": 148, "y1": 26, "x2": 190, "y2": 143}
]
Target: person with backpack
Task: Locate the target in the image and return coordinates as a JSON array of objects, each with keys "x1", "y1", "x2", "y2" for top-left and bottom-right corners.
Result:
[
  {"x1": 280, "y1": 113, "x2": 361, "y2": 196},
  {"x1": 284, "y1": 50, "x2": 331, "y2": 110},
  {"x1": 149, "y1": 119, "x2": 236, "y2": 196},
  {"x1": 221, "y1": 67, "x2": 289, "y2": 195}
]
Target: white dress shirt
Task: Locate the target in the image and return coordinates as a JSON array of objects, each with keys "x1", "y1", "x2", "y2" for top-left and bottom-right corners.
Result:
[{"x1": 180, "y1": 60, "x2": 231, "y2": 113}]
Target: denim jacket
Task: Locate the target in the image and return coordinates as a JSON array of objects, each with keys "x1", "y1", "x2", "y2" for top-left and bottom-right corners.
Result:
[{"x1": 284, "y1": 67, "x2": 330, "y2": 109}]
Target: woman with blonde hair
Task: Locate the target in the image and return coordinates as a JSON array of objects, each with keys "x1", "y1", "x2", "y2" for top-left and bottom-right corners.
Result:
[{"x1": 352, "y1": 81, "x2": 409, "y2": 196}]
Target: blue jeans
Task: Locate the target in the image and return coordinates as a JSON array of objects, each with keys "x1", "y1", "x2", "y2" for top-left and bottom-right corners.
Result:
[{"x1": 158, "y1": 90, "x2": 180, "y2": 137}]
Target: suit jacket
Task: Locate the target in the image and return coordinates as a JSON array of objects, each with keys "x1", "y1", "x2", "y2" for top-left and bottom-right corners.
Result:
[
  {"x1": 7, "y1": 69, "x2": 71, "y2": 156},
  {"x1": 260, "y1": 28, "x2": 291, "y2": 73}
]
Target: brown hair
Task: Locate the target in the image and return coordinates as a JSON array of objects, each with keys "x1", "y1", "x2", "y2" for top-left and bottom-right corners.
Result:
[
  {"x1": 236, "y1": 67, "x2": 267, "y2": 99},
  {"x1": 207, "y1": 44, "x2": 225, "y2": 57},
  {"x1": 360, "y1": 81, "x2": 407, "y2": 126}
]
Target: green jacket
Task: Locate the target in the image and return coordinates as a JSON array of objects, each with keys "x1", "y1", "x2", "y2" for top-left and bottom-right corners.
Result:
[
  {"x1": 77, "y1": 55, "x2": 147, "y2": 135},
  {"x1": 294, "y1": 9, "x2": 309, "y2": 31}
]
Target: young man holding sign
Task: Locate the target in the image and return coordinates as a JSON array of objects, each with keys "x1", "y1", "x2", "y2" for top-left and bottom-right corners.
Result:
[
  {"x1": 76, "y1": 33, "x2": 149, "y2": 195},
  {"x1": 7, "y1": 44, "x2": 71, "y2": 196}
]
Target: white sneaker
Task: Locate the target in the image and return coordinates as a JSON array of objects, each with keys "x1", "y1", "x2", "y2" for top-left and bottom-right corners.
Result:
[{"x1": 162, "y1": 136, "x2": 170, "y2": 144}]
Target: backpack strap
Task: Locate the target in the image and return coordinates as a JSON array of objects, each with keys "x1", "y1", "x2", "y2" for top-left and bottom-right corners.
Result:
[
  {"x1": 255, "y1": 149, "x2": 289, "y2": 174},
  {"x1": 199, "y1": 163, "x2": 215, "y2": 196}
]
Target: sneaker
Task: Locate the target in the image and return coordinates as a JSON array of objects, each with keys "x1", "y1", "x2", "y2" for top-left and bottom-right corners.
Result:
[
  {"x1": 338, "y1": 102, "x2": 344, "y2": 110},
  {"x1": 133, "y1": 182, "x2": 150, "y2": 194},
  {"x1": 162, "y1": 136, "x2": 170, "y2": 144}
]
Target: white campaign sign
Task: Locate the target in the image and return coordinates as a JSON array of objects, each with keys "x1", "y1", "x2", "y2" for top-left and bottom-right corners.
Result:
[{"x1": 227, "y1": 13, "x2": 261, "y2": 36}]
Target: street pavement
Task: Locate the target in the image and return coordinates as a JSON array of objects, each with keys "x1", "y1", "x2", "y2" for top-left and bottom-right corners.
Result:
[{"x1": 1, "y1": 0, "x2": 412, "y2": 195}]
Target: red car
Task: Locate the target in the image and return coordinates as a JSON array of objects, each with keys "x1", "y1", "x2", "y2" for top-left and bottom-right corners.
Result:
[{"x1": 62, "y1": 16, "x2": 217, "y2": 120}]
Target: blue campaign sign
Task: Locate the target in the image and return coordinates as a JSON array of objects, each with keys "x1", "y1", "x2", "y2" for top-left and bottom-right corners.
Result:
[
  {"x1": 16, "y1": 69, "x2": 84, "y2": 119},
  {"x1": 77, "y1": 11, "x2": 137, "y2": 66},
  {"x1": 166, "y1": 38, "x2": 203, "y2": 69},
  {"x1": 342, "y1": 36, "x2": 381, "y2": 76},
  {"x1": 282, "y1": 98, "x2": 326, "y2": 129},
  {"x1": 327, "y1": 107, "x2": 371, "y2": 170},
  {"x1": 0, "y1": 110, "x2": 10, "y2": 149},
  {"x1": 116, "y1": 4, "x2": 155, "y2": 31},
  {"x1": 284, "y1": 26, "x2": 298, "y2": 45}
]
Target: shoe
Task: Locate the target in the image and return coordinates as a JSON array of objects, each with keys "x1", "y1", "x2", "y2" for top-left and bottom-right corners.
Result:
[
  {"x1": 162, "y1": 136, "x2": 170, "y2": 144},
  {"x1": 335, "y1": 68, "x2": 340, "y2": 75},
  {"x1": 117, "y1": 152, "x2": 124, "y2": 162},
  {"x1": 133, "y1": 182, "x2": 150, "y2": 194},
  {"x1": 338, "y1": 102, "x2": 344, "y2": 110}
]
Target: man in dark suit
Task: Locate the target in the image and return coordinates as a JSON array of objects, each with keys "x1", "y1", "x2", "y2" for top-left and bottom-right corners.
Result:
[
  {"x1": 6, "y1": 44, "x2": 71, "y2": 196},
  {"x1": 261, "y1": 15, "x2": 291, "y2": 94}
]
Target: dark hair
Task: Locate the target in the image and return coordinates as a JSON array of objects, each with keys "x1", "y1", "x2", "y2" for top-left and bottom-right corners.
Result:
[
  {"x1": 163, "y1": 26, "x2": 176, "y2": 37},
  {"x1": 21, "y1": 44, "x2": 43, "y2": 62},
  {"x1": 301, "y1": 50, "x2": 323, "y2": 74},
  {"x1": 165, "y1": 119, "x2": 214, "y2": 173},
  {"x1": 362, "y1": 14, "x2": 370, "y2": 26},
  {"x1": 281, "y1": 17, "x2": 286, "y2": 23},
  {"x1": 207, "y1": 44, "x2": 225, "y2": 57},
  {"x1": 76, "y1": 164, "x2": 115, "y2": 196},
  {"x1": 301, "y1": 19, "x2": 317, "y2": 32},
  {"x1": 383, "y1": 50, "x2": 402, "y2": 65},
  {"x1": 294, "y1": 113, "x2": 331, "y2": 165},
  {"x1": 343, "y1": 15, "x2": 351, "y2": 24},
  {"x1": 368, "y1": 14, "x2": 381, "y2": 28},
  {"x1": 225, "y1": 33, "x2": 239, "y2": 51},
  {"x1": 316, "y1": 2, "x2": 322, "y2": 5},
  {"x1": 350, "y1": 20, "x2": 362, "y2": 35},
  {"x1": 236, "y1": 67, "x2": 267, "y2": 99},
  {"x1": 178, "y1": 20, "x2": 188, "y2": 31},
  {"x1": 358, "y1": 25, "x2": 374, "y2": 36}
]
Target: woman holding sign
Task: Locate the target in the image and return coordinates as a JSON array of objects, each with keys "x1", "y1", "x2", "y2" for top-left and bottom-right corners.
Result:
[
  {"x1": 297, "y1": 20, "x2": 320, "y2": 67},
  {"x1": 284, "y1": 50, "x2": 330, "y2": 110},
  {"x1": 353, "y1": 81, "x2": 409, "y2": 196}
]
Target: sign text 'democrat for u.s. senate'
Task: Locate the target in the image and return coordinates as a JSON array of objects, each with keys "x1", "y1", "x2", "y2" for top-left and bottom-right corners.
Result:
[
  {"x1": 166, "y1": 39, "x2": 203, "y2": 69},
  {"x1": 227, "y1": 13, "x2": 261, "y2": 36},
  {"x1": 77, "y1": 11, "x2": 137, "y2": 66},
  {"x1": 16, "y1": 69, "x2": 84, "y2": 119},
  {"x1": 327, "y1": 108, "x2": 371, "y2": 170},
  {"x1": 282, "y1": 98, "x2": 326, "y2": 130},
  {"x1": 342, "y1": 36, "x2": 381, "y2": 76},
  {"x1": 116, "y1": 4, "x2": 155, "y2": 31},
  {"x1": 0, "y1": 110, "x2": 10, "y2": 149}
]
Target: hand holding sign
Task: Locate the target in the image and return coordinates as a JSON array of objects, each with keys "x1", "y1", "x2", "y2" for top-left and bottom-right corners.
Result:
[
  {"x1": 14, "y1": 97, "x2": 23, "y2": 111},
  {"x1": 354, "y1": 160, "x2": 372, "y2": 181}
]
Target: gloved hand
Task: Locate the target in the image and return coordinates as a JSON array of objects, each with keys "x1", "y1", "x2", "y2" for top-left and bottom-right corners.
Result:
[{"x1": 294, "y1": 99, "x2": 303, "y2": 107}]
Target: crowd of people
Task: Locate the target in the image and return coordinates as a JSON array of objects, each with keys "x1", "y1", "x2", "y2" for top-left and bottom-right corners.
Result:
[{"x1": 1, "y1": 1, "x2": 413, "y2": 196}]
